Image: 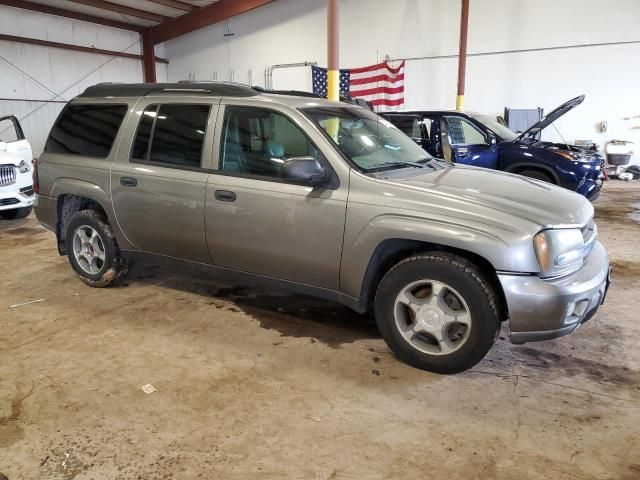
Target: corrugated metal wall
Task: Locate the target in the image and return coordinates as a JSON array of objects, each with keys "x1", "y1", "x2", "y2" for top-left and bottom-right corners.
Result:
[{"x1": 0, "y1": 5, "x2": 168, "y2": 156}]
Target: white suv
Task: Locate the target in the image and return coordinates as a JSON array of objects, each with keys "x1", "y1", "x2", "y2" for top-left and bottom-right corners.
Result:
[{"x1": 0, "y1": 115, "x2": 34, "y2": 219}]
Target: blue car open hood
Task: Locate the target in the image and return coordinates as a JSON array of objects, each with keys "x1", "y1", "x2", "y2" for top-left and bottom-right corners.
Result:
[{"x1": 516, "y1": 95, "x2": 585, "y2": 141}]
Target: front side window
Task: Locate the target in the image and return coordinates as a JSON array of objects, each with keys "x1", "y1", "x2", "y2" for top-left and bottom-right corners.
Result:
[
  {"x1": 219, "y1": 106, "x2": 318, "y2": 179},
  {"x1": 131, "y1": 104, "x2": 210, "y2": 168},
  {"x1": 444, "y1": 116, "x2": 486, "y2": 145},
  {"x1": 304, "y1": 106, "x2": 433, "y2": 172},
  {"x1": 45, "y1": 104, "x2": 127, "y2": 158}
]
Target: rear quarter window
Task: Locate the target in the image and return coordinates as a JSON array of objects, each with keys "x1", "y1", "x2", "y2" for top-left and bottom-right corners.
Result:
[{"x1": 44, "y1": 104, "x2": 128, "y2": 158}]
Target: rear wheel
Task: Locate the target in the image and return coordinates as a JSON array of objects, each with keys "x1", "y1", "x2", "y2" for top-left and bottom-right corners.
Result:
[
  {"x1": 0, "y1": 206, "x2": 32, "y2": 219},
  {"x1": 374, "y1": 253, "x2": 500, "y2": 374},
  {"x1": 517, "y1": 169, "x2": 554, "y2": 184},
  {"x1": 65, "y1": 210, "x2": 127, "y2": 287}
]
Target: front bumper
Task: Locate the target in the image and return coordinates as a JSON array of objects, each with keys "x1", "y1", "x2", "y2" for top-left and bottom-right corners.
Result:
[
  {"x1": 0, "y1": 179, "x2": 35, "y2": 211},
  {"x1": 499, "y1": 241, "x2": 610, "y2": 344}
]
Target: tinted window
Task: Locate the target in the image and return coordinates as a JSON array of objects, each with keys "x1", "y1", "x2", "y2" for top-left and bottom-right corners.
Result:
[
  {"x1": 220, "y1": 107, "x2": 318, "y2": 178},
  {"x1": 131, "y1": 104, "x2": 210, "y2": 168},
  {"x1": 131, "y1": 105, "x2": 156, "y2": 160},
  {"x1": 45, "y1": 104, "x2": 127, "y2": 157}
]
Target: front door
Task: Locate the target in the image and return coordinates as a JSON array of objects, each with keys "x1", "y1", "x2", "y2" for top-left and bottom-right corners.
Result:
[
  {"x1": 110, "y1": 100, "x2": 217, "y2": 263},
  {"x1": 205, "y1": 104, "x2": 347, "y2": 289},
  {"x1": 442, "y1": 115, "x2": 498, "y2": 169}
]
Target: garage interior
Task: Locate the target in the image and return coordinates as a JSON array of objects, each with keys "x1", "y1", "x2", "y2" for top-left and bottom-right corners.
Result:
[{"x1": 1, "y1": 1, "x2": 640, "y2": 479}]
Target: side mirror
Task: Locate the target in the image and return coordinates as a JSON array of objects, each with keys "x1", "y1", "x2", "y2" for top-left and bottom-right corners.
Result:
[
  {"x1": 0, "y1": 141, "x2": 7, "y2": 152},
  {"x1": 486, "y1": 133, "x2": 497, "y2": 145},
  {"x1": 281, "y1": 157, "x2": 329, "y2": 187}
]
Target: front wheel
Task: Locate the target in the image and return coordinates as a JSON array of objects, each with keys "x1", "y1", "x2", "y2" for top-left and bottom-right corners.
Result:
[
  {"x1": 517, "y1": 169, "x2": 554, "y2": 184},
  {"x1": 65, "y1": 210, "x2": 127, "y2": 287},
  {"x1": 374, "y1": 253, "x2": 500, "y2": 374}
]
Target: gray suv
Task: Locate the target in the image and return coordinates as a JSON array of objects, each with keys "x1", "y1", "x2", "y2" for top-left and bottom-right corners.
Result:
[{"x1": 34, "y1": 82, "x2": 611, "y2": 374}]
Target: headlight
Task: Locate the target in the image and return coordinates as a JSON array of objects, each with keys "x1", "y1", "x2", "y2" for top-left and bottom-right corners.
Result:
[
  {"x1": 533, "y1": 228, "x2": 587, "y2": 278},
  {"x1": 17, "y1": 160, "x2": 31, "y2": 173},
  {"x1": 555, "y1": 150, "x2": 591, "y2": 163}
]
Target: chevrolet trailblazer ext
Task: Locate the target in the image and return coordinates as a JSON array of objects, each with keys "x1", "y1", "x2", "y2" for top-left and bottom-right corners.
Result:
[{"x1": 34, "y1": 83, "x2": 611, "y2": 374}]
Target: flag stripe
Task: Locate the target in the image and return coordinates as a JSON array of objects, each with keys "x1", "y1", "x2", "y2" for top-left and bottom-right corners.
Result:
[
  {"x1": 350, "y1": 73, "x2": 405, "y2": 86},
  {"x1": 354, "y1": 92, "x2": 405, "y2": 102},
  {"x1": 349, "y1": 61, "x2": 404, "y2": 75},
  {"x1": 369, "y1": 98, "x2": 405, "y2": 107},
  {"x1": 348, "y1": 85, "x2": 405, "y2": 96},
  {"x1": 350, "y1": 69, "x2": 404, "y2": 80}
]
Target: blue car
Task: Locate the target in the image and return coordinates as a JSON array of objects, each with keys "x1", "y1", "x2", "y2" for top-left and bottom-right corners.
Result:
[{"x1": 383, "y1": 95, "x2": 603, "y2": 201}]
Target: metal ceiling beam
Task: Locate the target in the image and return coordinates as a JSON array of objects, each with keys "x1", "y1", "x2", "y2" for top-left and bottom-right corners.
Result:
[
  {"x1": 150, "y1": 0, "x2": 276, "y2": 44},
  {"x1": 0, "y1": 33, "x2": 169, "y2": 63},
  {"x1": 147, "y1": 0, "x2": 195, "y2": 12},
  {"x1": 0, "y1": 0, "x2": 142, "y2": 31},
  {"x1": 69, "y1": 0, "x2": 167, "y2": 23}
]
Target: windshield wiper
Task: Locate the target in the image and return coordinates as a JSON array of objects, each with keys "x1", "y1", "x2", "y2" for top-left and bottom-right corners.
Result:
[{"x1": 377, "y1": 160, "x2": 426, "y2": 169}]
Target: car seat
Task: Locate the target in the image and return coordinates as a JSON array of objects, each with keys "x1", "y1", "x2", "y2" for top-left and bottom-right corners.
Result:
[{"x1": 222, "y1": 117, "x2": 247, "y2": 172}]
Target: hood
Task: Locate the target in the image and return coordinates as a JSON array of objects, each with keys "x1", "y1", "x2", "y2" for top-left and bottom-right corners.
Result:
[
  {"x1": 0, "y1": 150, "x2": 24, "y2": 167},
  {"x1": 516, "y1": 95, "x2": 585, "y2": 141},
  {"x1": 380, "y1": 164, "x2": 593, "y2": 229}
]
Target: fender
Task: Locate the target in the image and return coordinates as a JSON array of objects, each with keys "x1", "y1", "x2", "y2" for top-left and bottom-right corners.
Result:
[
  {"x1": 49, "y1": 177, "x2": 133, "y2": 250},
  {"x1": 340, "y1": 213, "x2": 540, "y2": 304},
  {"x1": 503, "y1": 161, "x2": 560, "y2": 184}
]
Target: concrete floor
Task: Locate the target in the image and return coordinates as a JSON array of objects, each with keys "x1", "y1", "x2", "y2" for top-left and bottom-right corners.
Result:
[{"x1": 1, "y1": 182, "x2": 639, "y2": 480}]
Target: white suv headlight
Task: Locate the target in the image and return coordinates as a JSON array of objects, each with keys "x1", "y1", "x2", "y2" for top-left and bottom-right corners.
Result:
[
  {"x1": 17, "y1": 160, "x2": 31, "y2": 173},
  {"x1": 533, "y1": 228, "x2": 587, "y2": 278}
]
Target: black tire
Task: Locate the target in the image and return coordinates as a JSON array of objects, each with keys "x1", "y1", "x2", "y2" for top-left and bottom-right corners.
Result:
[
  {"x1": 65, "y1": 210, "x2": 127, "y2": 287},
  {"x1": 374, "y1": 252, "x2": 500, "y2": 374},
  {"x1": 1, "y1": 206, "x2": 32, "y2": 219},
  {"x1": 517, "y1": 169, "x2": 554, "y2": 184}
]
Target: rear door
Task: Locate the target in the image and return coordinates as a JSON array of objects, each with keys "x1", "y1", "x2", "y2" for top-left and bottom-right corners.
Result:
[
  {"x1": 110, "y1": 98, "x2": 217, "y2": 263},
  {"x1": 0, "y1": 115, "x2": 32, "y2": 163},
  {"x1": 442, "y1": 115, "x2": 498, "y2": 169}
]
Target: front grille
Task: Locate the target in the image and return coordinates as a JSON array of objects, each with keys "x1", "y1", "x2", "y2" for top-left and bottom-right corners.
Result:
[
  {"x1": 0, "y1": 164, "x2": 17, "y2": 186},
  {"x1": 20, "y1": 186, "x2": 34, "y2": 197},
  {"x1": 0, "y1": 198, "x2": 19, "y2": 206}
]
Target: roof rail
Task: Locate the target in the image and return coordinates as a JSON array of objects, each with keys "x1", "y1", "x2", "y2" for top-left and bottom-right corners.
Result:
[
  {"x1": 252, "y1": 87, "x2": 320, "y2": 98},
  {"x1": 79, "y1": 82, "x2": 258, "y2": 98}
]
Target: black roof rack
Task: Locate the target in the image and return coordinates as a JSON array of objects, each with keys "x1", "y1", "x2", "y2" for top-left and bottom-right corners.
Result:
[{"x1": 79, "y1": 82, "x2": 258, "y2": 98}]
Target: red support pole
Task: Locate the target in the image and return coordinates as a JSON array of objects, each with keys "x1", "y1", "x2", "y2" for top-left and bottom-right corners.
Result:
[{"x1": 142, "y1": 30, "x2": 157, "y2": 83}]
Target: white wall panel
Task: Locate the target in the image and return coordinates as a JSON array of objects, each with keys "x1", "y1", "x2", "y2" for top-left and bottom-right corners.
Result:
[
  {"x1": 162, "y1": 0, "x2": 640, "y2": 163},
  {"x1": 0, "y1": 5, "x2": 167, "y2": 156}
]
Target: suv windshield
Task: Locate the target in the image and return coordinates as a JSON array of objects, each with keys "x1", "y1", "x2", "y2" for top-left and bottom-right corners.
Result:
[
  {"x1": 470, "y1": 113, "x2": 518, "y2": 142},
  {"x1": 303, "y1": 106, "x2": 432, "y2": 172}
]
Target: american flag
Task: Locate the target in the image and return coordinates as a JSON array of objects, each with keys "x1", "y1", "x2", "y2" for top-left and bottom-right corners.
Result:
[{"x1": 311, "y1": 61, "x2": 405, "y2": 111}]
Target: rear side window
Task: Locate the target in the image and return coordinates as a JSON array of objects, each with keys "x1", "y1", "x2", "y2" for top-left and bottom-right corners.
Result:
[
  {"x1": 131, "y1": 104, "x2": 210, "y2": 169},
  {"x1": 45, "y1": 104, "x2": 127, "y2": 158}
]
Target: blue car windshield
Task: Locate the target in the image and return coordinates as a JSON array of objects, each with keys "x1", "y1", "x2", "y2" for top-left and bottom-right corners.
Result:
[
  {"x1": 470, "y1": 113, "x2": 518, "y2": 142},
  {"x1": 302, "y1": 106, "x2": 433, "y2": 172}
]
